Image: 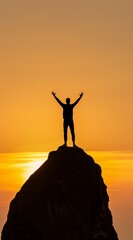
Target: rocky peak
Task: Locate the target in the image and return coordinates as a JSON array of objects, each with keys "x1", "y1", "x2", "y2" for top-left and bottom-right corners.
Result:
[{"x1": 1, "y1": 146, "x2": 119, "y2": 240}]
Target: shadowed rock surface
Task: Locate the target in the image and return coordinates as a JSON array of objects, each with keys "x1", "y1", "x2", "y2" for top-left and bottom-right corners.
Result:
[{"x1": 1, "y1": 146, "x2": 119, "y2": 240}]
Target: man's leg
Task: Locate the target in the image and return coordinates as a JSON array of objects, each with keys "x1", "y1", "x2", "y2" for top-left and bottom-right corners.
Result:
[
  {"x1": 63, "y1": 121, "x2": 68, "y2": 145},
  {"x1": 69, "y1": 120, "x2": 75, "y2": 146}
]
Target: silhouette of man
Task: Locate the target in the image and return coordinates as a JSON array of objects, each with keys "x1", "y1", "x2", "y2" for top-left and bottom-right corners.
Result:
[{"x1": 52, "y1": 92, "x2": 83, "y2": 146}]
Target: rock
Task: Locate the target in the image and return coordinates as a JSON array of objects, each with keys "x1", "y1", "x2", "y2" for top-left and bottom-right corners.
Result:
[{"x1": 1, "y1": 146, "x2": 119, "y2": 240}]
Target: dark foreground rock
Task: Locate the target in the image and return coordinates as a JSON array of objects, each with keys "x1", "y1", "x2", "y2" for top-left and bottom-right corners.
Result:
[{"x1": 1, "y1": 146, "x2": 119, "y2": 240}]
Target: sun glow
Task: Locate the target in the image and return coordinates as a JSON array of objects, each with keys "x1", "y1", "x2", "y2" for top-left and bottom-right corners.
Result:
[
  {"x1": 20, "y1": 152, "x2": 48, "y2": 182},
  {"x1": 0, "y1": 152, "x2": 48, "y2": 191},
  {"x1": 23, "y1": 156, "x2": 45, "y2": 181},
  {"x1": 1, "y1": 151, "x2": 133, "y2": 191},
  {"x1": 1, "y1": 151, "x2": 133, "y2": 240}
]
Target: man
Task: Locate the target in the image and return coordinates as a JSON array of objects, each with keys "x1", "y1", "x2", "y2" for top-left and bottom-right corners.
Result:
[{"x1": 52, "y1": 91, "x2": 83, "y2": 146}]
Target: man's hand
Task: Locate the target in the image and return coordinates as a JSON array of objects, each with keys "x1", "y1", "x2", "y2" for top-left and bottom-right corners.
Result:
[
  {"x1": 52, "y1": 91, "x2": 56, "y2": 96},
  {"x1": 80, "y1": 92, "x2": 84, "y2": 97}
]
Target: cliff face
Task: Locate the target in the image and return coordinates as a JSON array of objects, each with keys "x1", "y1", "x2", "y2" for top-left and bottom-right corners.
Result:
[{"x1": 2, "y1": 147, "x2": 119, "y2": 240}]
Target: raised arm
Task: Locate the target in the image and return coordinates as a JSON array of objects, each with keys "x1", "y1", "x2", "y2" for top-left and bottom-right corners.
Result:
[
  {"x1": 72, "y1": 92, "x2": 84, "y2": 107},
  {"x1": 51, "y1": 92, "x2": 64, "y2": 107}
]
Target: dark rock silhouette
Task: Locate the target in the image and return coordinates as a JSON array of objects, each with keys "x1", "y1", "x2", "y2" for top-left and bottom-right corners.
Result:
[{"x1": 2, "y1": 146, "x2": 119, "y2": 240}]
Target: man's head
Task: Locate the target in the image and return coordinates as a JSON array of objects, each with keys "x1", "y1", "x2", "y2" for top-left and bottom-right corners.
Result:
[{"x1": 66, "y1": 98, "x2": 70, "y2": 104}]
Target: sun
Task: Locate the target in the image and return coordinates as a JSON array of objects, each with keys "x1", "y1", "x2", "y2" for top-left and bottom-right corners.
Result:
[{"x1": 22, "y1": 152, "x2": 48, "y2": 181}]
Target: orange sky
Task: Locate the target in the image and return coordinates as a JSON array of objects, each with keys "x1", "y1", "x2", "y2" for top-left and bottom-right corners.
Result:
[
  {"x1": 1, "y1": 151, "x2": 133, "y2": 240},
  {"x1": 0, "y1": 0, "x2": 133, "y2": 152}
]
